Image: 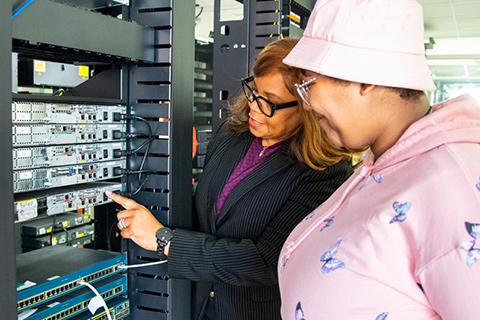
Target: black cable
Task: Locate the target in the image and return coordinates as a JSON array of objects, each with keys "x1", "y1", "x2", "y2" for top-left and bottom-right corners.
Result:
[
  {"x1": 132, "y1": 116, "x2": 153, "y2": 184},
  {"x1": 107, "y1": 220, "x2": 118, "y2": 251},
  {"x1": 131, "y1": 174, "x2": 151, "y2": 196},
  {"x1": 49, "y1": 215, "x2": 57, "y2": 246},
  {"x1": 196, "y1": 5, "x2": 204, "y2": 19},
  {"x1": 116, "y1": 113, "x2": 154, "y2": 195},
  {"x1": 129, "y1": 137, "x2": 154, "y2": 154}
]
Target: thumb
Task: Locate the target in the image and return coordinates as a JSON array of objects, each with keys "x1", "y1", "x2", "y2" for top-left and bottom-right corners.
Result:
[{"x1": 105, "y1": 191, "x2": 139, "y2": 209}]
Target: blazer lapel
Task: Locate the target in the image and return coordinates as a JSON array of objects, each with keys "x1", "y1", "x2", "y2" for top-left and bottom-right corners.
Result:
[
  {"x1": 216, "y1": 143, "x2": 293, "y2": 226},
  {"x1": 205, "y1": 132, "x2": 254, "y2": 231}
]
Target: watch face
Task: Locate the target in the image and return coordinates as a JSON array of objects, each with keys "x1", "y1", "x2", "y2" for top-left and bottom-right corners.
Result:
[{"x1": 156, "y1": 227, "x2": 174, "y2": 242}]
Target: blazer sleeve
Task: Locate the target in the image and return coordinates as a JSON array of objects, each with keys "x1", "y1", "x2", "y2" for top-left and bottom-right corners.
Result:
[{"x1": 167, "y1": 162, "x2": 353, "y2": 286}]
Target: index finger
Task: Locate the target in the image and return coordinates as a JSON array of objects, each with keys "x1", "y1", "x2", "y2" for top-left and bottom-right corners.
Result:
[{"x1": 105, "y1": 191, "x2": 139, "y2": 210}]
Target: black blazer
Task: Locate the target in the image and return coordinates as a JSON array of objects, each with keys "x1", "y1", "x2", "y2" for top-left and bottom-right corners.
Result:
[{"x1": 168, "y1": 127, "x2": 353, "y2": 320}]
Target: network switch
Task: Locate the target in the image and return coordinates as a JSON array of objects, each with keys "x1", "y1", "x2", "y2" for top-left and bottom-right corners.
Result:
[
  {"x1": 14, "y1": 182, "x2": 122, "y2": 222},
  {"x1": 12, "y1": 123, "x2": 126, "y2": 146},
  {"x1": 20, "y1": 274, "x2": 127, "y2": 320},
  {"x1": 17, "y1": 246, "x2": 127, "y2": 312},
  {"x1": 71, "y1": 297, "x2": 130, "y2": 320},
  {"x1": 12, "y1": 102, "x2": 126, "y2": 124},
  {"x1": 22, "y1": 223, "x2": 95, "y2": 249},
  {"x1": 13, "y1": 159, "x2": 125, "y2": 193},
  {"x1": 21, "y1": 212, "x2": 92, "y2": 236},
  {"x1": 13, "y1": 142, "x2": 126, "y2": 170}
]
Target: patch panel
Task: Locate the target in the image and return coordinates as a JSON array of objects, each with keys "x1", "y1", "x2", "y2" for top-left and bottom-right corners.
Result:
[
  {"x1": 14, "y1": 182, "x2": 122, "y2": 222},
  {"x1": 71, "y1": 297, "x2": 130, "y2": 320},
  {"x1": 21, "y1": 274, "x2": 127, "y2": 320},
  {"x1": 17, "y1": 247, "x2": 127, "y2": 312},
  {"x1": 12, "y1": 123, "x2": 126, "y2": 146},
  {"x1": 12, "y1": 102, "x2": 126, "y2": 124},
  {"x1": 13, "y1": 159, "x2": 125, "y2": 193},
  {"x1": 13, "y1": 142, "x2": 126, "y2": 170}
]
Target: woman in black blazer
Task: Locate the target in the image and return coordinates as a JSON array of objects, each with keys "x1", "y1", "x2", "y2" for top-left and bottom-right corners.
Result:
[{"x1": 107, "y1": 39, "x2": 358, "y2": 320}]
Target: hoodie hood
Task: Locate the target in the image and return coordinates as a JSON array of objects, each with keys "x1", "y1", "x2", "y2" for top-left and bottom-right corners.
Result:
[{"x1": 368, "y1": 94, "x2": 480, "y2": 172}]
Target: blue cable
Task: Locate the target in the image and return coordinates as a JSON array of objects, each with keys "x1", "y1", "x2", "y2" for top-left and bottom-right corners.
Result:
[{"x1": 12, "y1": 0, "x2": 35, "y2": 20}]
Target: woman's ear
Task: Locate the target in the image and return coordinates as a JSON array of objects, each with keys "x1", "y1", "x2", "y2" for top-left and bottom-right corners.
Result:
[{"x1": 359, "y1": 83, "x2": 376, "y2": 96}]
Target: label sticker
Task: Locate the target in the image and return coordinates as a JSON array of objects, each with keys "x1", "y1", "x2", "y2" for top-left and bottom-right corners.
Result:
[
  {"x1": 34, "y1": 60, "x2": 47, "y2": 73},
  {"x1": 17, "y1": 149, "x2": 32, "y2": 158},
  {"x1": 18, "y1": 171, "x2": 33, "y2": 180}
]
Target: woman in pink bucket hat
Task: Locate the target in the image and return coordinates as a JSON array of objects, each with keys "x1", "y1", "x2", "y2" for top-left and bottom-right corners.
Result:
[{"x1": 278, "y1": 0, "x2": 480, "y2": 319}]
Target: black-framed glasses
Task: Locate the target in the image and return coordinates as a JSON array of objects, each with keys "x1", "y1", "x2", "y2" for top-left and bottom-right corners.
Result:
[{"x1": 241, "y1": 76, "x2": 298, "y2": 117}]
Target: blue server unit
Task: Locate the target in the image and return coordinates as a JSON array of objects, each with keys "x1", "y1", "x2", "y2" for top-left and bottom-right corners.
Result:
[
  {"x1": 24, "y1": 274, "x2": 127, "y2": 320},
  {"x1": 70, "y1": 297, "x2": 130, "y2": 320},
  {"x1": 17, "y1": 246, "x2": 127, "y2": 312}
]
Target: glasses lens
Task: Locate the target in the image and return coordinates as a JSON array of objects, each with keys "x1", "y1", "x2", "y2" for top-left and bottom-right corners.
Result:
[
  {"x1": 295, "y1": 82, "x2": 310, "y2": 106},
  {"x1": 242, "y1": 81, "x2": 254, "y2": 103},
  {"x1": 256, "y1": 97, "x2": 274, "y2": 117}
]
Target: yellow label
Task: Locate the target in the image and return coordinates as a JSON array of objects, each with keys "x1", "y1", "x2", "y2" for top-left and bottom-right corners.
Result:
[
  {"x1": 78, "y1": 233, "x2": 84, "y2": 237},
  {"x1": 63, "y1": 221, "x2": 68, "y2": 227},
  {"x1": 78, "y1": 66, "x2": 89, "y2": 77},
  {"x1": 47, "y1": 228, "x2": 52, "y2": 233},
  {"x1": 34, "y1": 60, "x2": 46, "y2": 73},
  {"x1": 17, "y1": 198, "x2": 36, "y2": 204},
  {"x1": 52, "y1": 237, "x2": 57, "y2": 241},
  {"x1": 84, "y1": 215, "x2": 89, "y2": 220}
]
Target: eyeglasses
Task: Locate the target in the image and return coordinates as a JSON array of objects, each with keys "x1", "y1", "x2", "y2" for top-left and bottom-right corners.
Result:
[
  {"x1": 294, "y1": 77, "x2": 317, "y2": 106},
  {"x1": 241, "y1": 76, "x2": 297, "y2": 118}
]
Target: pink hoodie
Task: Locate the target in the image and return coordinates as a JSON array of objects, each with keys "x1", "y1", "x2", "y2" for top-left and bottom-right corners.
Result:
[{"x1": 278, "y1": 94, "x2": 480, "y2": 320}]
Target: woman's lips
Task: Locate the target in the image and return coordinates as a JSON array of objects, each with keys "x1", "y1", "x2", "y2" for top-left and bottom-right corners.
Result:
[{"x1": 249, "y1": 115, "x2": 264, "y2": 127}]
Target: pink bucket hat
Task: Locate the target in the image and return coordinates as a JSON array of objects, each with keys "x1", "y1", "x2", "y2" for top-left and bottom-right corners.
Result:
[{"x1": 284, "y1": 0, "x2": 436, "y2": 91}]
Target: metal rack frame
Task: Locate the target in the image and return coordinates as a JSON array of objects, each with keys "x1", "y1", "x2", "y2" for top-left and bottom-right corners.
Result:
[
  {"x1": 1, "y1": 0, "x2": 194, "y2": 318},
  {"x1": 0, "y1": 0, "x2": 16, "y2": 318}
]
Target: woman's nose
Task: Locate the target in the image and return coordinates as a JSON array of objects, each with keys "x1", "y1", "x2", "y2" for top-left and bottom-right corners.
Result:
[{"x1": 249, "y1": 99, "x2": 262, "y2": 114}]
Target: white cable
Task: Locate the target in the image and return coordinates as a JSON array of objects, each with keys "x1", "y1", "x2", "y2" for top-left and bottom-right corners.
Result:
[
  {"x1": 77, "y1": 281, "x2": 113, "y2": 320},
  {"x1": 118, "y1": 260, "x2": 168, "y2": 269}
]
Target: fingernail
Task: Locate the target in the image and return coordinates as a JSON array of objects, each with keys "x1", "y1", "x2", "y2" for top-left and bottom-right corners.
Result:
[{"x1": 105, "y1": 190, "x2": 112, "y2": 196}]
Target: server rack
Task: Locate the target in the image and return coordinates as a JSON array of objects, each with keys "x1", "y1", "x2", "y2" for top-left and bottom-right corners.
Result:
[
  {"x1": 1, "y1": 0, "x2": 194, "y2": 319},
  {"x1": 0, "y1": 0, "x2": 16, "y2": 319},
  {"x1": 211, "y1": 0, "x2": 313, "y2": 131}
]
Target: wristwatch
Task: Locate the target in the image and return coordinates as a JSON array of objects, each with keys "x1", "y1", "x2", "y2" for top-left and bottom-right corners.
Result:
[{"x1": 156, "y1": 227, "x2": 174, "y2": 255}]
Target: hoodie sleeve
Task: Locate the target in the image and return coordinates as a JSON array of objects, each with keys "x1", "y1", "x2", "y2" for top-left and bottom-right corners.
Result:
[{"x1": 415, "y1": 143, "x2": 480, "y2": 320}]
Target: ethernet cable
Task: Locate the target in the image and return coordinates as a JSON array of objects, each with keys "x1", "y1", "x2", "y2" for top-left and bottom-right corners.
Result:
[
  {"x1": 118, "y1": 260, "x2": 167, "y2": 269},
  {"x1": 77, "y1": 281, "x2": 113, "y2": 320}
]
